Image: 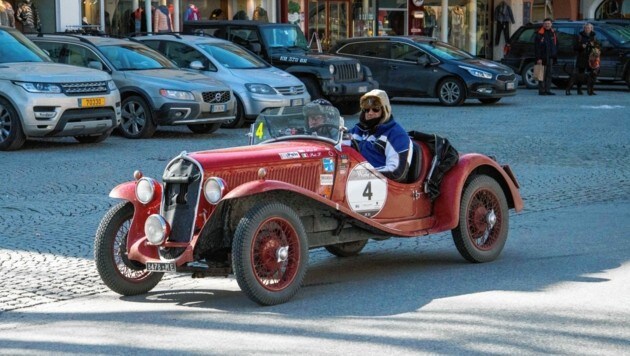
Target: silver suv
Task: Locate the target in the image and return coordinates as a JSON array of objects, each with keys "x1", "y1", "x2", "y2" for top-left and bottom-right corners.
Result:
[
  {"x1": 30, "y1": 34, "x2": 235, "y2": 138},
  {"x1": 0, "y1": 27, "x2": 121, "y2": 151},
  {"x1": 134, "y1": 34, "x2": 310, "y2": 128}
]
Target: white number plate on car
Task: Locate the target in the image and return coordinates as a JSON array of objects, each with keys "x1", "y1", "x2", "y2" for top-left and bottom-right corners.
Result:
[
  {"x1": 359, "y1": 86, "x2": 368, "y2": 93},
  {"x1": 146, "y1": 261, "x2": 176, "y2": 272},
  {"x1": 212, "y1": 104, "x2": 226, "y2": 113},
  {"x1": 506, "y1": 82, "x2": 515, "y2": 90},
  {"x1": 291, "y1": 98, "x2": 303, "y2": 106}
]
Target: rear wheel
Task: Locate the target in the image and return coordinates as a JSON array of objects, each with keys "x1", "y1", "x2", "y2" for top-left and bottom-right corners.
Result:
[
  {"x1": 452, "y1": 175, "x2": 509, "y2": 263},
  {"x1": 221, "y1": 96, "x2": 246, "y2": 129},
  {"x1": 94, "y1": 202, "x2": 163, "y2": 295},
  {"x1": 0, "y1": 98, "x2": 26, "y2": 151},
  {"x1": 301, "y1": 77, "x2": 323, "y2": 100},
  {"x1": 325, "y1": 240, "x2": 368, "y2": 257},
  {"x1": 187, "y1": 123, "x2": 221, "y2": 134},
  {"x1": 437, "y1": 78, "x2": 466, "y2": 106},
  {"x1": 120, "y1": 96, "x2": 156, "y2": 139},
  {"x1": 521, "y1": 62, "x2": 538, "y2": 89},
  {"x1": 478, "y1": 98, "x2": 501, "y2": 104}
]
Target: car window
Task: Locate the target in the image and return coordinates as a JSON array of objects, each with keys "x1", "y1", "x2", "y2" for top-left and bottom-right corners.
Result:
[
  {"x1": 0, "y1": 30, "x2": 47, "y2": 63},
  {"x1": 64, "y1": 44, "x2": 102, "y2": 67},
  {"x1": 599, "y1": 25, "x2": 630, "y2": 44},
  {"x1": 98, "y1": 44, "x2": 175, "y2": 70},
  {"x1": 197, "y1": 42, "x2": 267, "y2": 69},
  {"x1": 259, "y1": 26, "x2": 308, "y2": 50},
  {"x1": 391, "y1": 42, "x2": 424, "y2": 62},
  {"x1": 338, "y1": 41, "x2": 390, "y2": 59},
  {"x1": 417, "y1": 41, "x2": 472, "y2": 60},
  {"x1": 161, "y1": 41, "x2": 214, "y2": 70},
  {"x1": 555, "y1": 26, "x2": 576, "y2": 53},
  {"x1": 515, "y1": 28, "x2": 536, "y2": 43}
]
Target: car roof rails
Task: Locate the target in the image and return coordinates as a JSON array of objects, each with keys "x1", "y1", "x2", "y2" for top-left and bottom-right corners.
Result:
[
  {"x1": 128, "y1": 32, "x2": 183, "y2": 39},
  {"x1": 35, "y1": 32, "x2": 96, "y2": 44}
]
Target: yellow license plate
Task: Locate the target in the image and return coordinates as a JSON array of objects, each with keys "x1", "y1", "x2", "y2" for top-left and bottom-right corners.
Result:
[{"x1": 79, "y1": 97, "x2": 105, "y2": 108}]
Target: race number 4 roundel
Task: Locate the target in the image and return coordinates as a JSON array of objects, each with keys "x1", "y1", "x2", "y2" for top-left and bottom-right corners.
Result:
[{"x1": 345, "y1": 162, "x2": 387, "y2": 217}]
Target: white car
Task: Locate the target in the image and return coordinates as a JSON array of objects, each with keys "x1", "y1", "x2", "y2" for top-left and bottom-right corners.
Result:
[{"x1": 136, "y1": 34, "x2": 310, "y2": 128}]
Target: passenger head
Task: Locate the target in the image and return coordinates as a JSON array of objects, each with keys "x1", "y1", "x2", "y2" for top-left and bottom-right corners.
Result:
[
  {"x1": 359, "y1": 89, "x2": 392, "y2": 129},
  {"x1": 583, "y1": 22, "x2": 593, "y2": 33},
  {"x1": 304, "y1": 98, "x2": 334, "y2": 128}
]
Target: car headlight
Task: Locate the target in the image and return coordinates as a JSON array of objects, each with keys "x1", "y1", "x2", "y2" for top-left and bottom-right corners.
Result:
[
  {"x1": 203, "y1": 177, "x2": 226, "y2": 204},
  {"x1": 459, "y1": 66, "x2": 493, "y2": 79},
  {"x1": 329, "y1": 64, "x2": 335, "y2": 75},
  {"x1": 136, "y1": 177, "x2": 157, "y2": 204},
  {"x1": 159, "y1": 89, "x2": 195, "y2": 101},
  {"x1": 107, "y1": 80, "x2": 117, "y2": 91},
  {"x1": 245, "y1": 83, "x2": 275, "y2": 94},
  {"x1": 14, "y1": 81, "x2": 62, "y2": 93},
  {"x1": 145, "y1": 214, "x2": 169, "y2": 245},
  {"x1": 356, "y1": 63, "x2": 361, "y2": 73}
]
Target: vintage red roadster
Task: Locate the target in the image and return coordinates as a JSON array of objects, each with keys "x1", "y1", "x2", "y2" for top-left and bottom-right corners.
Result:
[{"x1": 95, "y1": 103, "x2": 523, "y2": 306}]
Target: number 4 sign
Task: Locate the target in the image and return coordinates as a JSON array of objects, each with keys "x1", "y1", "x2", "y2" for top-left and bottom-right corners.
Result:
[{"x1": 345, "y1": 162, "x2": 387, "y2": 217}]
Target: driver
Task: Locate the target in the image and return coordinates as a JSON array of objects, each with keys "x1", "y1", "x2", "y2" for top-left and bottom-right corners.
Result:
[{"x1": 303, "y1": 99, "x2": 339, "y2": 139}]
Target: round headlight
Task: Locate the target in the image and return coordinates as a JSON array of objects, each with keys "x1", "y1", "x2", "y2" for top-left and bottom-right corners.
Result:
[
  {"x1": 145, "y1": 214, "x2": 168, "y2": 245},
  {"x1": 329, "y1": 64, "x2": 335, "y2": 75},
  {"x1": 356, "y1": 63, "x2": 361, "y2": 73},
  {"x1": 204, "y1": 177, "x2": 226, "y2": 204},
  {"x1": 135, "y1": 177, "x2": 156, "y2": 204}
]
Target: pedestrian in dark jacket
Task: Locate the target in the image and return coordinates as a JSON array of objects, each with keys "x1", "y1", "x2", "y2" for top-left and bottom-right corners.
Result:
[
  {"x1": 574, "y1": 23, "x2": 597, "y2": 73},
  {"x1": 534, "y1": 18, "x2": 558, "y2": 95}
]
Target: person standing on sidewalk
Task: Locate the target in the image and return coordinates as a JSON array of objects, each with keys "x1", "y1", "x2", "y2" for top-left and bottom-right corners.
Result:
[{"x1": 534, "y1": 18, "x2": 558, "y2": 95}]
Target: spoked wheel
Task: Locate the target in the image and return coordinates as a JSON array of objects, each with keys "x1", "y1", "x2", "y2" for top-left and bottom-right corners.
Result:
[
  {"x1": 0, "y1": 98, "x2": 26, "y2": 151},
  {"x1": 94, "y1": 202, "x2": 163, "y2": 295},
  {"x1": 437, "y1": 78, "x2": 466, "y2": 106},
  {"x1": 232, "y1": 201, "x2": 308, "y2": 306},
  {"x1": 120, "y1": 96, "x2": 156, "y2": 139},
  {"x1": 452, "y1": 175, "x2": 509, "y2": 263},
  {"x1": 325, "y1": 240, "x2": 368, "y2": 257}
]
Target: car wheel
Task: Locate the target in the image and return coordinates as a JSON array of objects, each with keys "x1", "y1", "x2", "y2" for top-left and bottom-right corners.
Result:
[
  {"x1": 478, "y1": 98, "x2": 501, "y2": 104},
  {"x1": 335, "y1": 101, "x2": 361, "y2": 115},
  {"x1": 301, "y1": 76, "x2": 324, "y2": 100},
  {"x1": 521, "y1": 62, "x2": 538, "y2": 89},
  {"x1": 451, "y1": 175, "x2": 509, "y2": 263},
  {"x1": 94, "y1": 202, "x2": 163, "y2": 296},
  {"x1": 74, "y1": 131, "x2": 111, "y2": 144},
  {"x1": 437, "y1": 78, "x2": 466, "y2": 106},
  {"x1": 0, "y1": 98, "x2": 26, "y2": 151},
  {"x1": 232, "y1": 201, "x2": 308, "y2": 306},
  {"x1": 324, "y1": 240, "x2": 368, "y2": 257},
  {"x1": 187, "y1": 123, "x2": 221, "y2": 134},
  {"x1": 120, "y1": 96, "x2": 156, "y2": 139},
  {"x1": 221, "y1": 96, "x2": 246, "y2": 129}
]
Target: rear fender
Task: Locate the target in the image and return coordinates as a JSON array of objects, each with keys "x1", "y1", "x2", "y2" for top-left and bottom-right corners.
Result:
[{"x1": 429, "y1": 154, "x2": 523, "y2": 233}]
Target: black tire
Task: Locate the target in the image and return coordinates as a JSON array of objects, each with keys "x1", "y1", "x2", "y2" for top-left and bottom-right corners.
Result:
[
  {"x1": 325, "y1": 240, "x2": 368, "y2": 257},
  {"x1": 221, "y1": 96, "x2": 246, "y2": 129},
  {"x1": 437, "y1": 77, "x2": 466, "y2": 106},
  {"x1": 335, "y1": 101, "x2": 361, "y2": 115},
  {"x1": 119, "y1": 96, "x2": 156, "y2": 139},
  {"x1": 0, "y1": 98, "x2": 26, "y2": 151},
  {"x1": 451, "y1": 175, "x2": 509, "y2": 263},
  {"x1": 478, "y1": 98, "x2": 501, "y2": 104},
  {"x1": 521, "y1": 62, "x2": 538, "y2": 89},
  {"x1": 74, "y1": 131, "x2": 110, "y2": 144},
  {"x1": 232, "y1": 201, "x2": 308, "y2": 306},
  {"x1": 301, "y1": 76, "x2": 324, "y2": 100},
  {"x1": 187, "y1": 123, "x2": 221, "y2": 134},
  {"x1": 94, "y1": 202, "x2": 163, "y2": 295}
]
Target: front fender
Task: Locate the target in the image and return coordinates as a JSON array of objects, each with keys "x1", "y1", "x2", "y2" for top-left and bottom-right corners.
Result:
[
  {"x1": 223, "y1": 179, "x2": 332, "y2": 204},
  {"x1": 429, "y1": 154, "x2": 523, "y2": 234},
  {"x1": 284, "y1": 65, "x2": 332, "y2": 80}
]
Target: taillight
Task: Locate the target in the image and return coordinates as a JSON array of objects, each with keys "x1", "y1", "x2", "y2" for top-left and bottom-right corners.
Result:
[{"x1": 503, "y1": 44, "x2": 511, "y2": 56}]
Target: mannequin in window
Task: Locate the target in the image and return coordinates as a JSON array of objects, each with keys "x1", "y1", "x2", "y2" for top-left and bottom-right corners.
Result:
[
  {"x1": 184, "y1": 3, "x2": 199, "y2": 21},
  {"x1": 209, "y1": 8, "x2": 226, "y2": 20},
  {"x1": 424, "y1": 7, "x2": 436, "y2": 37},
  {"x1": 252, "y1": 6, "x2": 268, "y2": 22},
  {"x1": 154, "y1": 4, "x2": 173, "y2": 32},
  {"x1": 450, "y1": 6, "x2": 465, "y2": 48},
  {"x1": 131, "y1": 7, "x2": 147, "y2": 33},
  {"x1": 16, "y1": 0, "x2": 40, "y2": 33},
  {"x1": 494, "y1": 1, "x2": 514, "y2": 46},
  {"x1": 0, "y1": 1, "x2": 15, "y2": 28},
  {"x1": 233, "y1": 10, "x2": 248, "y2": 20}
]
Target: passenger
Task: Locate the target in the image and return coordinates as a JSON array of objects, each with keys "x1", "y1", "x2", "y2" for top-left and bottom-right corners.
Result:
[
  {"x1": 303, "y1": 99, "x2": 339, "y2": 139},
  {"x1": 345, "y1": 89, "x2": 412, "y2": 182}
]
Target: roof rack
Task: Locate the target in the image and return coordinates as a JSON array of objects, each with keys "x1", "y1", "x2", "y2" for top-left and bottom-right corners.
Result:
[{"x1": 128, "y1": 31, "x2": 183, "y2": 39}]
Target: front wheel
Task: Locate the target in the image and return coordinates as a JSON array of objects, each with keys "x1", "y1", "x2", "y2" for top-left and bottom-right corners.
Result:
[
  {"x1": 232, "y1": 201, "x2": 308, "y2": 306},
  {"x1": 187, "y1": 123, "x2": 221, "y2": 134},
  {"x1": 221, "y1": 96, "x2": 246, "y2": 129},
  {"x1": 94, "y1": 202, "x2": 163, "y2": 295},
  {"x1": 478, "y1": 98, "x2": 501, "y2": 105},
  {"x1": 325, "y1": 240, "x2": 368, "y2": 257},
  {"x1": 301, "y1": 76, "x2": 324, "y2": 100},
  {"x1": 120, "y1": 96, "x2": 156, "y2": 139},
  {"x1": 437, "y1": 78, "x2": 466, "y2": 106},
  {"x1": 521, "y1": 62, "x2": 538, "y2": 89},
  {"x1": 451, "y1": 175, "x2": 509, "y2": 263},
  {"x1": 0, "y1": 98, "x2": 26, "y2": 151}
]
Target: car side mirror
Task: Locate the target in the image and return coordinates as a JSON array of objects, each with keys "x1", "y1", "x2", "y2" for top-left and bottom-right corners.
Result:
[
  {"x1": 417, "y1": 55, "x2": 430, "y2": 66},
  {"x1": 190, "y1": 60, "x2": 204, "y2": 70},
  {"x1": 87, "y1": 61, "x2": 103, "y2": 71}
]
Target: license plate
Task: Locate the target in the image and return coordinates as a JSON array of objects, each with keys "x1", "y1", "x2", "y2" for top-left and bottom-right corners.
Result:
[
  {"x1": 146, "y1": 261, "x2": 176, "y2": 272},
  {"x1": 212, "y1": 104, "x2": 226, "y2": 113},
  {"x1": 79, "y1": 97, "x2": 105, "y2": 108},
  {"x1": 506, "y1": 82, "x2": 515, "y2": 90},
  {"x1": 358, "y1": 86, "x2": 368, "y2": 93},
  {"x1": 291, "y1": 98, "x2": 303, "y2": 106}
]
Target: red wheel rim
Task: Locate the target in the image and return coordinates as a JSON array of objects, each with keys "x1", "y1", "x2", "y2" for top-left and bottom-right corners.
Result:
[
  {"x1": 113, "y1": 218, "x2": 153, "y2": 282},
  {"x1": 465, "y1": 188, "x2": 502, "y2": 250},
  {"x1": 250, "y1": 217, "x2": 301, "y2": 291}
]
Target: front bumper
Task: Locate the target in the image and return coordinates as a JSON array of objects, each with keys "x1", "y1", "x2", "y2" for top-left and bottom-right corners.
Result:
[
  {"x1": 241, "y1": 92, "x2": 310, "y2": 119},
  {"x1": 321, "y1": 79, "x2": 378, "y2": 98},
  {"x1": 155, "y1": 100, "x2": 236, "y2": 125},
  {"x1": 466, "y1": 75, "x2": 519, "y2": 99}
]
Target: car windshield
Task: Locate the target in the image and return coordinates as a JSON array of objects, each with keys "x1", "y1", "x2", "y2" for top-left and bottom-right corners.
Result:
[
  {"x1": 0, "y1": 29, "x2": 49, "y2": 63},
  {"x1": 602, "y1": 25, "x2": 630, "y2": 44},
  {"x1": 417, "y1": 40, "x2": 473, "y2": 60},
  {"x1": 98, "y1": 44, "x2": 177, "y2": 70},
  {"x1": 260, "y1": 26, "x2": 309, "y2": 51},
  {"x1": 197, "y1": 42, "x2": 268, "y2": 69},
  {"x1": 250, "y1": 105, "x2": 343, "y2": 145}
]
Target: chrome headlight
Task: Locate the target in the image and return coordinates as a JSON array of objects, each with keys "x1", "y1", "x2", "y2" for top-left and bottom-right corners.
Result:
[
  {"x1": 245, "y1": 83, "x2": 275, "y2": 94},
  {"x1": 145, "y1": 214, "x2": 169, "y2": 245},
  {"x1": 459, "y1": 66, "x2": 493, "y2": 79},
  {"x1": 135, "y1": 177, "x2": 157, "y2": 204},
  {"x1": 159, "y1": 89, "x2": 195, "y2": 101},
  {"x1": 14, "y1": 81, "x2": 62, "y2": 93},
  {"x1": 107, "y1": 80, "x2": 117, "y2": 91},
  {"x1": 203, "y1": 177, "x2": 226, "y2": 204},
  {"x1": 329, "y1": 64, "x2": 335, "y2": 75},
  {"x1": 356, "y1": 63, "x2": 361, "y2": 73}
]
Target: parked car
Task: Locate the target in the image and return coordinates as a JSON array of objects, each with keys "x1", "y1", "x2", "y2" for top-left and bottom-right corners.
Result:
[
  {"x1": 29, "y1": 34, "x2": 235, "y2": 138},
  {"x1": 501, "y1": 20, "x2": 630, "y2": 89},
  {"x1": 132, "y1": 33, "x2": 310, "y2": 129},
  {"x1": 330, "y1": 36, "x2": 518, "y2": 106},
  {"x1": 183, "y1": 20, "x2": 378, "y2": 115},
  {"x1": 0, "y1": 27, "x2": 120, "y2": 151},
  {"x1": 94, "y1": 103, "x2": 523, "y2": 306}
]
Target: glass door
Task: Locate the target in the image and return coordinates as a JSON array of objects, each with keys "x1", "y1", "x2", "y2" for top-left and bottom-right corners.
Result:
[{"x1": 308, "y1": 1, "x2": 350, "y2": 52}]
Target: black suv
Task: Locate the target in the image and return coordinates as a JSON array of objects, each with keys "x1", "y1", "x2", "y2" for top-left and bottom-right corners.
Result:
[
  {"x1": 501, "y1": 21, "x2": 630, "y2": 89},
  {"x1": 183, "y1": 20, "x2": 378, "y2": 114}
]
